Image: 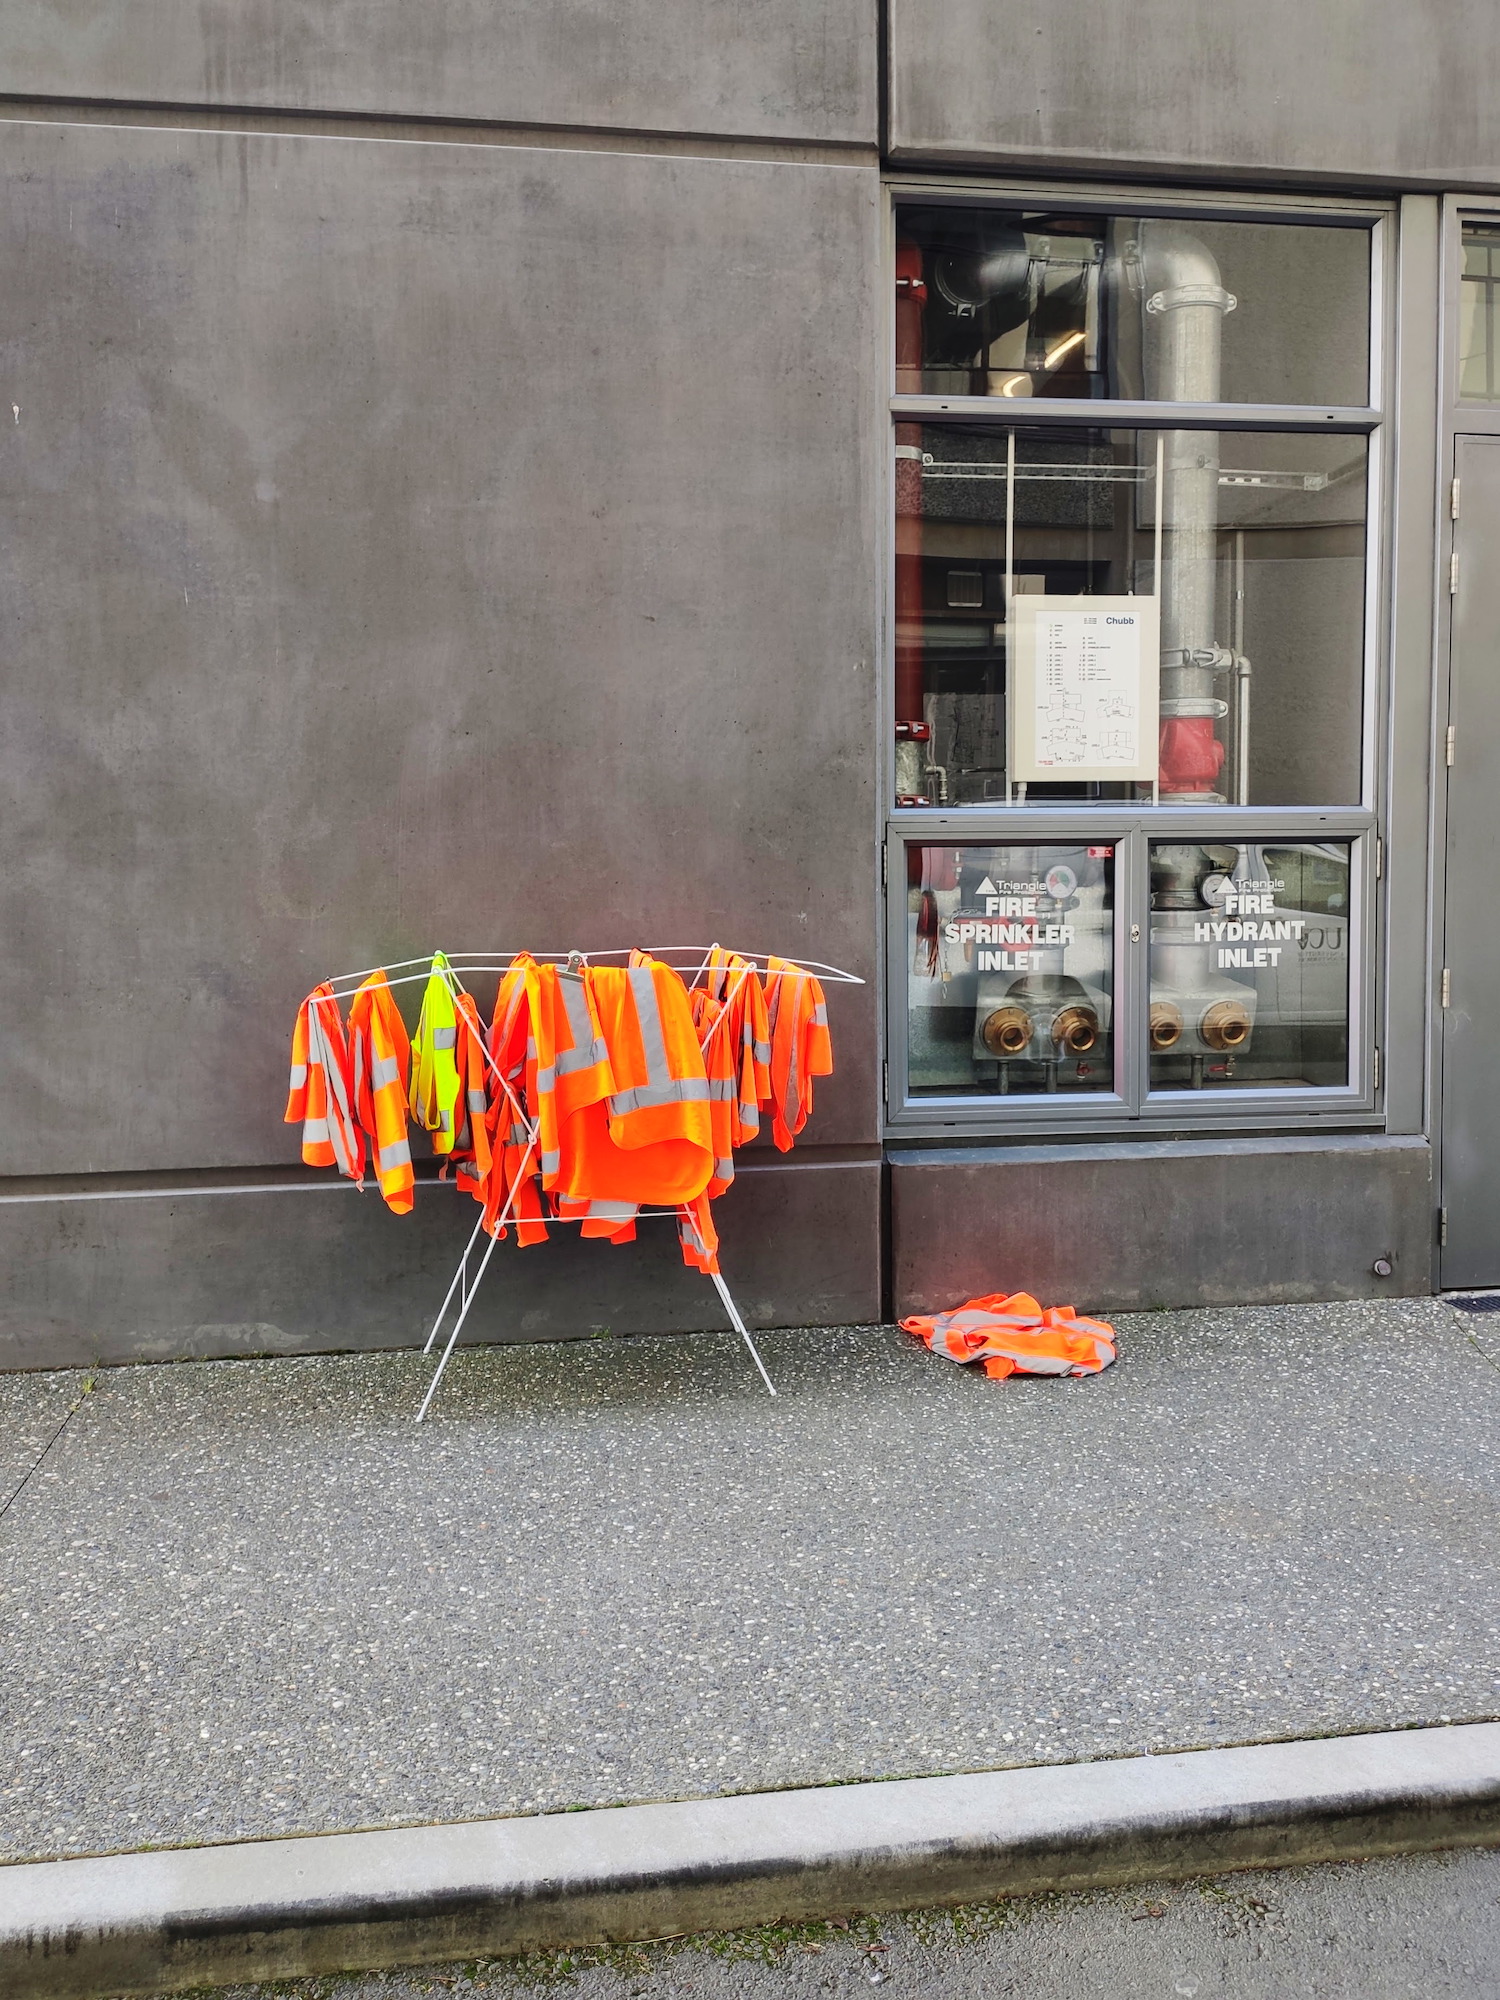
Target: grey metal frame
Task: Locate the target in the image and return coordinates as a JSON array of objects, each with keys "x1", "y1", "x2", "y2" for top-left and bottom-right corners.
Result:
[
  {"x1": 1426, "y1": 196, "x2": 1500, "y2": 1266},
  {"x1": 886, "y1": 815, "x2": 1374, "y2": 1137},
  {"x1": 881, "y1": 175, "x2": 1393, "y2": 1139}
]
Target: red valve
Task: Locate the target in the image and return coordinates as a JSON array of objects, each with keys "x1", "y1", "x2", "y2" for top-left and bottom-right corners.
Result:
[{"x1": 1158, "y1": 717, "x2": 1225, "y2": 794}]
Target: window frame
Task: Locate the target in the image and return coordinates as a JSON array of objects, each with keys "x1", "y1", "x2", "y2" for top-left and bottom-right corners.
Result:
[{"x1": 882, "y1": 179, "x2": 1392, "y2": 1139}]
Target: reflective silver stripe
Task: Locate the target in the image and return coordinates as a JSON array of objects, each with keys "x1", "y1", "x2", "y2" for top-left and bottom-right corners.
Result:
[
  {"x1": 628, "y1": 966, "x2": 670, "y2": 1082},
  {"x1": 586, "y1": 1199, "x2": 637, "y2": 1222},
  {"x1": 536, "y1": 1064, "x2": 557, "y2": 1094},
  {"x1": 714, "y1": 1157, "x2": 734, "y2": 1182},
  {"x1": 527, "y1": 1036, "x2": 538, "y2": 1059},
  {"x1": 288, "y1": 1063, "x2": 308, "y2": 1088},
  {"x1": 540, "y1": 1149, "x2": 560, "y2": 1175},
  {"x1": 432, "y1": 1027, "x2": 457, "y2": 1050},
  {"x1": 986, "y1": 1347, "x2": 1075, "y2": 1375},
  {"x1": 753, "y1": 1039, "x2": 771, "y2": 1065},
  {"x1": 467, "y1": 1088, "x2": 487, "y2": 1113},
  {"x1": 379, "y1": 1138, "x2": 412, "y2": 1171},
  {"x1": 302, "y1": 1118, "x2": 330, "y2": 1142},
  {"x1": 938, "y1": 1309, "x2": 1039, "y2": 1333},
  {"x1": 708, "y1": 1076, "x2": 737, "y2": 1101},
  {"x1": 811, "y1": 1003, "x2": 829, "y2": 1026},
  {"x1": 610, "y1": 1076, "x2": 710, "y2": 1115},
  {"x1": 557, "y1": 1037, "x2": 609, "y2": 1075},
  {"x1": 556, "y1": 974, "x2": 609, "y2": 1074},
  {"x1": 371, "y1": 1054, "x2": 402, "y2": 1090}
]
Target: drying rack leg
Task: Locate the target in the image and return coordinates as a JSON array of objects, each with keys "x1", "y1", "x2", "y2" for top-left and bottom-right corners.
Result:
[
  {"x1": 416, "y1": 1225, "x2": 501, "y2": 1423},
  {"x1": 423, "y1": 1208, "x2": 487, "y2": 1355},
  {"x1": 708, "y1": 1267, "x2": 777, "y2": 1397}
]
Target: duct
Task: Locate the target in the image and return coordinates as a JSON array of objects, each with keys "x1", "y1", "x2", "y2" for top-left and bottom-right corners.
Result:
[{"x1": 1130, "y1": 220, "x2": 1239, "y2": 803}]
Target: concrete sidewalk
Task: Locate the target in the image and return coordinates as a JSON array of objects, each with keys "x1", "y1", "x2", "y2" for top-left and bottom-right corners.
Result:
[{"x1": 2, "y1": 1297, "x2": 1498, "y2": 1871}]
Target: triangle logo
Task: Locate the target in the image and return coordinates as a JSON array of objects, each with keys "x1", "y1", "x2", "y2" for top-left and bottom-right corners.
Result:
[{"x1": 976, "y1": 876, "x2": 998, "y2": 896}]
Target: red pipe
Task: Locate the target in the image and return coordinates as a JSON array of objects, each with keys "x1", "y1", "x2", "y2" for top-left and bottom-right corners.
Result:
[{"x1": 894, "y1": 238, "x2": 927, "y2": 728}]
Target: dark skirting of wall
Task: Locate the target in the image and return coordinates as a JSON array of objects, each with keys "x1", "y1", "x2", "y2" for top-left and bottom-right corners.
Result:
[
  {"x1": 0, "y1": 1160, "x2": 882, "y2": 1372},
  {"x1": 890, "y1": 1134, "x2": 1434, "y2": 1318}
]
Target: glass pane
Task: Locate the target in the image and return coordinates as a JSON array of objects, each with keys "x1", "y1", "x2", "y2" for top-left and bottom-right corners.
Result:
[
  {"x1": 1147, "y1": 840, "x2": 1351, "y2": 1092},
  {"x1": 895, "y1": 424, "x2": 1365, "y2": 807},
  {"x1": 896, "y1": 206, "x2": 1370, "y2": 406},
  {"x1": 1460, "y1": 223, "x2": 1500, "y2": 402},
  {"x1": 907, "y1": 842, "x2": 1115, "y2": 1097}
]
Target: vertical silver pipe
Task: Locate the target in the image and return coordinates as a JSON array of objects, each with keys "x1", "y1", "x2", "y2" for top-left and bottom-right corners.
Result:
[{"x1": 1136, "y1": 221, "x2": 1237, "y2": 801}]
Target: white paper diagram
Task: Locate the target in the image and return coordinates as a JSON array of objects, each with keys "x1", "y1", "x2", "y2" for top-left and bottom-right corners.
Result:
[{"x1": 1008, "y1": 595, "x2": 1160, "y2": 785}]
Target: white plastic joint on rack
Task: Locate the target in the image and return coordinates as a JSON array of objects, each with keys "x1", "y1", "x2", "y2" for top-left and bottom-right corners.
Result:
[{"x1": 320, "y1": 945, "x2": 864, "y2": 1420}]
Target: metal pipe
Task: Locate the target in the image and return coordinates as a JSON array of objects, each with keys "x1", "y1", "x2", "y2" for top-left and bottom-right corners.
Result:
[{"x1": 1134, "y1": 221, "x2": 1238, "y2": 801}]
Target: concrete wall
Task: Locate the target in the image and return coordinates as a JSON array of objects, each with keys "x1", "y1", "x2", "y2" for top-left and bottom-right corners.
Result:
[
  {"x1": 0, "y1": 1, "x2": 877, "y2": 145},
  {"x1": 0, "y1": 115, "x2": 884, "y2": 1358},
  {"x1": 889, "y1": 0, "x2": 1500, "y2": 188},
  {"x1": 890, "y1": 1135, "x2": 1435, "y2": 1317}
]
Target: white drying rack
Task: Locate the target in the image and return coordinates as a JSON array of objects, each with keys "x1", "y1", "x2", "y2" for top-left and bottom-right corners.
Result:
[{"x1": 321, "y1": 946, "x2": 864, "y2": 1419}]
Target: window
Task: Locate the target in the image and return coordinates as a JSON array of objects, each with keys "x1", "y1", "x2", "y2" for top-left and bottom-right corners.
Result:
[
  {"x1": 898, "y1": 425, "x2": 1366, "y2": 808},
  {"x1": 1460, "y1": 222, "x2": 1500, "y2": 403},
  {"x1": 896, "y1": 207, "x2": 1370, "y2": 405},
  {"x1": 888, "y1": 192, "x2": 1380, "y2": 1129},
  {"x1": 908, "y1": 841, "x2": 1116, "y2": 1097}
]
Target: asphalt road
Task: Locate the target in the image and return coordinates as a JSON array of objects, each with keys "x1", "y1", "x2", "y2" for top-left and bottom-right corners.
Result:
[{"x1": 193, "y1": 1845, "x2": 1500, "y2": 1999}]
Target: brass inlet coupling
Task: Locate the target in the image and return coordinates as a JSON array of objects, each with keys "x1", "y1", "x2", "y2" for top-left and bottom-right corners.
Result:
[
  {"x1": 981, "y1": 1005, "x2": 1033, "y2": 1057},
  {"x1": 1200, "y1": 998, "x2": 1252, "y2": 1050},
  {"x1": 1051, "y1": 1004, "x2": 1099, "y2": 1054},
  {"x1": 1149, "y1": 1001, "x2": 1184, "y2": 1051}
]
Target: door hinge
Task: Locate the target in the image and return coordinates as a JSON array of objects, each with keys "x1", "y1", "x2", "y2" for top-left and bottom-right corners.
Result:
[
  {"x1": 1375, "y1": 836, "x2": 1383, "y2": 878},
  {"x1": 881, "y1": 845, "x2": 888, "y2": 887},
  {"x1": 1373, "y1": 1046, "x2": 1381, "y2": 1091},
  {"x1": 1451, "y1": 550, "x2": 1461, "y2": 594},
  {"x1": 1445, "y1": 723, "x2": 1456, "y2": 767},
  {"x1": 1452, "y1": 475, "x2": 1461, "y2": 520},
  {"x1": 1441, "y1": 966, "x2": 1452, "y2": 1008},
  {"x1": 1439, "y1": 1206, "x2": 1449, "y2": 1246}
]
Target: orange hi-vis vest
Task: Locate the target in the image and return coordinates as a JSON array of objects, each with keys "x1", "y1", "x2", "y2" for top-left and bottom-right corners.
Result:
[
  {"x1": 675, "y1": 1188, "x2": 721, "y2": 1275},
  {"x1": 689, "y1": 986, "x2": 739, "y2": 1197},
  {"x1": 285, "y1": 983, "x2": 363, "y2": 1181},
  {"x1": 561, "y1": 960, "x2": 715, "y2": 1207},
  {"x1": 448, "y1": 989, "x2": 494, "y2": 1199},
  {"x1": 901, "y1": 1293, "x2": 1117, "y2": 1379},
  {"x1": 347, "y1": 970, "x2": 414, "y2": 1213},
  {"x1": 705, "y1": 949, "x2": 771, "y2": 1148},
  {"x1": 479, "y1": 955, "x2": 548, "y2": 1244},
  {"x1": 766, "y1": 956, "x2": 834, "y2": 1151}
]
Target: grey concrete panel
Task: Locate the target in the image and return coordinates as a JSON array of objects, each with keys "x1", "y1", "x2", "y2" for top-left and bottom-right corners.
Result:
[
  {"x1": 890, "y1": 1134, "x2": 1433, "y2": 1317},
  {"x1": 889, "y1": 0, "x2": 1500, "y2": 187},
  {"x1": 0, "y1": 1302, "x2": 1497, "y2": 1868},
  {"x1": 0, "y1": 1161, "x2": 881, "y2": 1369},
  {"x1": 0, "y1": 120, "x2": 881, "y2": 1178},
  {"x1": 0, "y1": 3, "x2": 876, "y2": 145},
  {"x1": 5, "y1": 1730, "x2": 1500, "y2": 1998}
]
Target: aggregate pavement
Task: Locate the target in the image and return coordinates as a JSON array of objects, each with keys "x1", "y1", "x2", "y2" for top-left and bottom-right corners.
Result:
[{"x1": 1, "y1": 1299, "x2": 1498, "y2": 1865}]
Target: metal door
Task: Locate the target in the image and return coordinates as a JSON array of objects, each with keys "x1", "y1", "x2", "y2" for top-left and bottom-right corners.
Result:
[{"x1": 1440, "y1": 435, "x2": 1500, "y2": 1283}]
